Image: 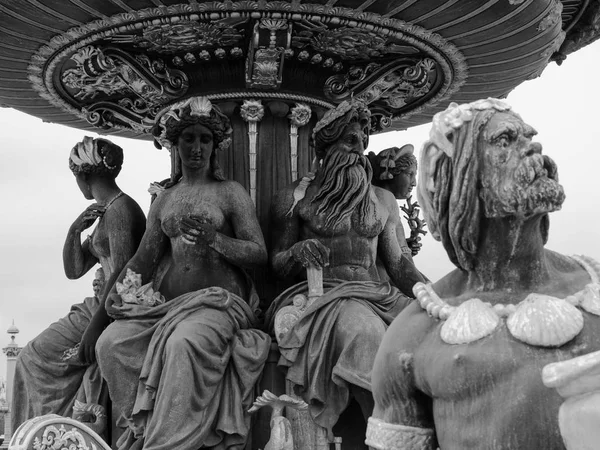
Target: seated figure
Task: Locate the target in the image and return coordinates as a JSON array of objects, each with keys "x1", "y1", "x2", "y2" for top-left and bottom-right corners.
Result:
[
  {"x1": 266, "y1": 100, "x2": 426, "y2": 436},
  {"x1": 368, "y1": 98, "x2": 600, "y2": 450},
  {"x1": 12, "y1": 138, "x2": 146, "y2": 433},
  {"x1": 96, "y1": 97, "x2": 271, "y2": 450}
]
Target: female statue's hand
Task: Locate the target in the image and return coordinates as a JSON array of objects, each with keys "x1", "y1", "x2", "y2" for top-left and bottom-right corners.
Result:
[
  {"x1": 72, "y1": 204, "x2": 106, "y2": 233},
  {"x1": 180, "y1": 216, "x2": 217, "y2": 245},
  {"x1": 290, "y1": 239, "x2": 330, "y2": 268}
]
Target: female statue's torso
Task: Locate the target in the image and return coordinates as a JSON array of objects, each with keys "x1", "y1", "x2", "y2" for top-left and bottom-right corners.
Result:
[{"x1": 154, "y1": 180, "x2": 249, "y2": 300}]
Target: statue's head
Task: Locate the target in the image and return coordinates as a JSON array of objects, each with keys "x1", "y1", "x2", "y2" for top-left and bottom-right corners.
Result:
[
  {"x1": 152, "y1": 96, "x2": 232, "y2": 181},
  {"x1": 310, "y1": 100, "x2": 374, "y2": 229},
  {"x1": 368, "y1": 144, "x2": 417, "y2": 199},
  {"x1": 312, "y1": 99, "x2": 371, "y2": 160},
  {"x1": 418, "y1": 98, "x2": 564, "y2": 270},
  {"x1": 92, "y1": 267, "x2": 105, "y2": 297},
  {"x1": 69, "y1": 137, "x2": 124, "y2": 199},
  {"x1": 69, "y1": 137, "x2": 123, "y2": 178}
]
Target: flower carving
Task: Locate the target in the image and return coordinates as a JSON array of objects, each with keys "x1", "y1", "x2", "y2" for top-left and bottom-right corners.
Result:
[
  {"x1": 240, "y1": 100, "x2": 265, "y2": 123},
  {"x1": 289, "y1": 103, "x2": 312, "y2": 127}
]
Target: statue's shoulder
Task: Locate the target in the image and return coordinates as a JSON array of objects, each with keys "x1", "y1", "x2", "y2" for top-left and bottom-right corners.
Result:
[{"x1": 371, "y1": 184, "x2": 396, "y2": 206}]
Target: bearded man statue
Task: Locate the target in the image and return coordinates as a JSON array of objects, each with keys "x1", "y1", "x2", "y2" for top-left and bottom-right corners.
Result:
[
  {"x1": 266, "y1": 100, "x2": 426, "y2": 437},
  {"x1": 367, "y1": 98, "x2": 600, "y2": 450}
]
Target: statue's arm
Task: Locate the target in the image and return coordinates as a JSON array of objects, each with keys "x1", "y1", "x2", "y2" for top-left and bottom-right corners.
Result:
[
  {"x1": 368, "y1": 304, "x2": 436, "y2": 450},
  {"x1": 270, "y1": 187, "x2": 304, "y2": 278},
  {"x1": 378, "y1": 191, "x2": 426, "y2": 297},
  {"x1": 63, "y1": 208, "x2": 100, "y2": 279},
  {"x1": 78, "y1": 199, "x2": 147, "y2": 362},
  {"x1": 207, "y1": 182, "x2": 267, "y2": 268}
]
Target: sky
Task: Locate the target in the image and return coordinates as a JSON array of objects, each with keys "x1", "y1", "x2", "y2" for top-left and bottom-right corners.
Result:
[{"x1": 0, "y1": 40, "x2": 599, "y2": 378}]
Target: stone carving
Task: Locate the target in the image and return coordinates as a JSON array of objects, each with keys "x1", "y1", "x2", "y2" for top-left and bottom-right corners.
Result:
[
  {"x1": 288, "y1": 103, "x2": 312, "y2": 181},
  {"x1": 246, "y1": 19, "x2": 291, "y2": 89},
  {"x1": 71, "y1": 401, "x2": 106, "y2": 438},
  {"x1": 369, "y1": 98, "x2": 600, "y2": 450},
  {"x1": 9, "y1": 415, "x2": 110, "y2": 450},
  {"x1": 543, "y1": 349, "x2": 600, "y2": 450},
  {"x1": 28, "y1": 2, "x2": 466, "y2": 136},
  {"x1": 248, "y1": 390, "x2": 308, "y2": 450},
  {"x1": 266, "y1": 100, "x2": 426, "y2": 438},
  {"x1": 240, "y1": 99, "x2": 265, "y2": 203},
  {"x1": 325, "y1": 58, "x2": 437, "y2": 109},
  {"x1": 108, "y1": 20, "x2": 246, "y2": 53},
  {"x1": 11, "y1": 137, "x2": 146, "y2": 437},
  {"x1": 96, "y1": 97, "x2": 271, "y2": 450},
  {"x1": 292, "y1": 25, "x2": 420, "y2": 60},
  {"x1": 368, "y1": 144, "x2": 426, "y2": 259},
  {"x1": 61, "y1": 46, "x2": 188, "y2": 130}
]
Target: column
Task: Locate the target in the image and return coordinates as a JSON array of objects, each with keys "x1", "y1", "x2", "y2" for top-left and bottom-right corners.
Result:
[{"x1": 2, "y1": 322, "x2": 21, "y2": 449}]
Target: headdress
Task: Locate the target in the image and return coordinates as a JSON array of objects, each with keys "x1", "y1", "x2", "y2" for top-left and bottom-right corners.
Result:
[
  {"x1": 377, "y1": 144, "x2": 415, "y2": 180},
  {"x1": 152, "y1": 96, "x2": 232, "y2": 151},
  {"x1": 312, "y1": 99, "x2": 371, "y2": 158},
  {"x1": 69, "y1": 136, "x2": 122, "y2": 175}
]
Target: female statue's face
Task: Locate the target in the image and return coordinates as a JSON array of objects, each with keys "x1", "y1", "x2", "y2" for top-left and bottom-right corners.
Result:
[
  {"x1": 177, "y1": 123, "x2": 214, "y2": 170},
  {"x1": 389, "y1": 165, "x2": 417, "y2": 199},
  {"x1": 75, "y1": 173, "x2": 94, "y2": 200}
]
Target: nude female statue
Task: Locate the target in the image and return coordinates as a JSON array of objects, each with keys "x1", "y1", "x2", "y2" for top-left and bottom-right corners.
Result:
[
  {"x1": 12, "y1": 137, "x2": 146, "y2": 432},
  {"x1": 96, "y1": 97, "x2": 271, "y2": 450}
]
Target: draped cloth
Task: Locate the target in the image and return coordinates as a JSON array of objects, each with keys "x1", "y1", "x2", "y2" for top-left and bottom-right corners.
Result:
[
  {"x1": 265, "y1": 280, "x2": 411, "y2": 433},
  {"x1": 11, "y1": 296, "x2": 108, "y2": 432},
  {"x1": 96, "y1": 287, "x2": 271, "y2": 450}
]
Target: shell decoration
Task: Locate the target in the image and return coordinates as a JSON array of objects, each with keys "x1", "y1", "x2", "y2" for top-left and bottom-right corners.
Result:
[
  {"x1": 506, "y1": 294, "x2": 584, "y2": 347},
  {"x1": 580, "y1": 284, "x2": 600, "y2": 316},
  {"x1": 441, "y1": 298, "x2": 500, "y2": 345}
]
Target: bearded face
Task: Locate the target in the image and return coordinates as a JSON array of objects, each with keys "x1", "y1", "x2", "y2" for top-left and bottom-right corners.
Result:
[
  {"x1": 479, "y1": 112, "x2": 565, "y2": 219},
  {"x1": 312, "y1": 122, "x2": 373, "y2": 229}
]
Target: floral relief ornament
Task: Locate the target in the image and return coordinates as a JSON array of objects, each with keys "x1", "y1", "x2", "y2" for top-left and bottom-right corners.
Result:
[
  {"x1": 240, "y1": 99, "x2": 265, "y2": 123},
  {"x1": 289, "y1": 103, "x2": 312, "y2": 127}
]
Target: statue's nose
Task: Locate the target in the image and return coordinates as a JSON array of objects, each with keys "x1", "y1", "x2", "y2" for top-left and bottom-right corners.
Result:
[{"x1": 524, "y1": 141, "x2": 542, "y2": 156}]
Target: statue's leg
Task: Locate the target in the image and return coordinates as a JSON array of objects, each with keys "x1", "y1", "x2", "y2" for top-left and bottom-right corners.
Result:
[
  {"x1": 96, "y1": 318, "x2": 154, "y2": 433},
  {"x1": 142, "y1": 307, "x2": 238, "y2": 450},
  {"x1": 11, "y1": 298, "x2": 98, "y2": 431}
]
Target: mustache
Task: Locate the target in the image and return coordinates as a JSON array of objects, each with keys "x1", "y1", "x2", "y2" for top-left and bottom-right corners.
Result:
[{"x1": 515, "y1": 153, "x2": 558, "y2": 186}]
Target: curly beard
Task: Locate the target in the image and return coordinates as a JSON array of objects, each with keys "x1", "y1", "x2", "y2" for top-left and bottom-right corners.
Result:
[
  {"x1": 312, "y1": 146, "x2": 373, "y2": 229},
  {"x1": 481, "y1": 154, "x2": 565, "y2": 218}
]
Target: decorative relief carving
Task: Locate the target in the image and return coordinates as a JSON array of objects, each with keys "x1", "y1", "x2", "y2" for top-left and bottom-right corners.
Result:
[
  {"x1": 293, "y1": 25, "x2": 420, "y2": 60},
  {"x1": 108, "y1": 20, "x2": 246, "y2": 53},
  {"x1": 325, "y1": 58, "x2": 437, "y2": 110},
  {"x1": 60, "y1": 46, "x2": 188, "y2": 130},
  {"x1": 27, "y1": 2, "x2": 466, "y2": 135},
  {"x1": 288, "y1": 103, "x2": 312, "y2": 181},
  {"x1": 246, "y1": 19, "x2": 291, "y2": 89},
  {"x1": 32, "y1": 424, "x2": 96, "y2": 450},
  {"x1": 241, "y1": 100, "x2": 265, "y2": 204}
]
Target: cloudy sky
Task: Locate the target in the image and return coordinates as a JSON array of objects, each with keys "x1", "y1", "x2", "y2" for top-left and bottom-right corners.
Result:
[{"x1": 1, "y1": 41, "x2": 599, "y2": 378}]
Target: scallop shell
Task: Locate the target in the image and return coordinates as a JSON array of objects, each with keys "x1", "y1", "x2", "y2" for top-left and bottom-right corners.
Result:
[
  {"x1": 507, "y1": 294, "x2": 583, "y2": 347},
  {"x1": 440, "y1": 298, "x2": 500, "y2": 345},
  {"x1": 580, "y1": 284, "x2": 600, "y2": 316}
]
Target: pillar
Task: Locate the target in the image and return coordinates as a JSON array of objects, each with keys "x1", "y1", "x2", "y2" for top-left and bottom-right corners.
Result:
[{"x1": 1, "y1": 322, "x2": 21, "y2": 449}]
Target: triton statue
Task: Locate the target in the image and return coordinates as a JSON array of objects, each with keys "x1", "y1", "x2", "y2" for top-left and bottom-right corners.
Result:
[
  {"x1": 12, "y1": 138, "x2": 146, "y2": 435},
  {"x1": 266, "y1": 100, "x2": 426, "y2": 437},
  {"x1": 367, "y1": 99, "x2": 600, "y2": 450}
]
